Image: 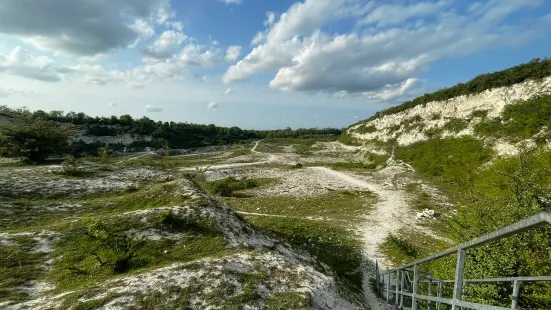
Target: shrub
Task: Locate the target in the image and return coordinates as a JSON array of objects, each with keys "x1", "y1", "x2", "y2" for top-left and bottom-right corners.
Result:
[
  {"x1": 292, "y1": 163, "x2": 304, "y2": 169},
  {"x1": 83, "y1": 220, "x2": 146, "y2": 273},
  {"x1": 98, "y1": 146, "x2": 113, "y2": 162},
  {"x1": 0, "y1": 116, "x2": 75, "y2": 162},
  {"x1": 61, "y1": 155, "x2": 80, "y2": 176}
]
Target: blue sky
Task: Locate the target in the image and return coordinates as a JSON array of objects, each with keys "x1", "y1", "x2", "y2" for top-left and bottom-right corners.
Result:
[{"x1": 1, "y1": 0, "x2": 550, "y2": 129}]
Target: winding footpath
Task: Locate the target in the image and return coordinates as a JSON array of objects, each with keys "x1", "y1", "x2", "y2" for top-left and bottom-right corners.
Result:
[{"x1": 186, "y1": 140, "x2": 412, "y2": 309}]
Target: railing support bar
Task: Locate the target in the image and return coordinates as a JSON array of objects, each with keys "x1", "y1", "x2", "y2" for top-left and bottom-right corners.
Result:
[
  {"x1": 436, "y1": 281, "x2": 442, "y2": 310},
  {"x1": 395, "y1": 270, "x2": 400, "y2": 308},
  {"x1": 412, "y1": 264, "x2": 419, "y2": 310},
  {"x1": 511, "y1": 280, "x2": 520, "y2": 309},
  {"x1": 452, "y1": 249, "x2": 466, "y2": 310}
]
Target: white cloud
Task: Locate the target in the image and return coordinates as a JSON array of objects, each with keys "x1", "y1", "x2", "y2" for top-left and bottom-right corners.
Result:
[
  {"x1": 207, "y1": 102, "x2": 219, "y2": 110},
  {"x1": 334, "y1": 91, "x2": 348, "y2": 98},
  {"x1": 218, "y1": 0, "x2": 243, "y2": 4},
  {"x1": 363, "y1": 78, "x2": 423, "y2": 102},
  {"x1": 225, "y1": 0, "x2": 549, "y2": 95},
  {"x1": 166, "y1": 21, "x2": 184, "y2": 32},
  {"x1": 352, "y1": 115, "x2": 359, "y2": 119},
  {"x1": 143, "y1": 30, "x2": 188, "y2": 61},
  {"x1": 224, "y1": 88, "x2": 232, "y2": 95},
  {"x1": 225, "y1": 46, "x2": 242, "y2": 62},
  {"x1": 0, "y1": 46, "x2": 70, "y2": 82},
  {"x1": 108, "y1": 102, "x2": 117, "y2": 107},
  {"x1": 145, "y1": 104, "x2": 163, "y2": 112},
  {"x1": 0, "y1": 0, "x2": 175, "y2": 56},
  {"x1": 358, "y1": 0, "x2": 451, "y2": 27},
  {"x1": 264, "y1": 12, "x2": 277, "y2": 26}
]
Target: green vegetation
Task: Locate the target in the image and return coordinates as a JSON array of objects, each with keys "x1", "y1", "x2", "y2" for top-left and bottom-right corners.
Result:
[
  {"x1": 474, "y1": 94, "x2": 551, "y2": 144},
  {"x1": 0, "y1": 115, "x2": 74, "y2": 162},
  {"x1": 50, "y1": 211, "x2": 226, "y2": 292},
  {"x1": 339, "y1": 133, "x2": 362, "y2": 146},
  {"x1": 361, "y1": 57, "x2": 551, "y2": 122},
  {"x1": 443, "y1": 118, "x2": 469, "y2": 132},
  {"x1": 0, "y1": 235, "x2": 50, "y2": 303},
  {"x1": 203, "y1": 177, "x2": 275, "y2": 197},
  {"x1": 395, "y1": 137, "x2": 494, "y2": 186},
  {"x1": 390, "y1": 144, "x2": 551, "y2": 308},
  {"x1": 355, "y1": 124, "x2": 377, "y2": 134}
]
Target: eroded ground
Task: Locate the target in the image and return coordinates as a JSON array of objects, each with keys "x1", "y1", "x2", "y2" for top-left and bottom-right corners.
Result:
[{"x1": 1, "y1": 139, "x2": 454, "y2": 309}]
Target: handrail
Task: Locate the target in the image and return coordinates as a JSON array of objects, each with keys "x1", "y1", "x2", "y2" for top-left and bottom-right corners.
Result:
[{"x1": 375, "y1": 212, "x2": 551, "y2": 310}]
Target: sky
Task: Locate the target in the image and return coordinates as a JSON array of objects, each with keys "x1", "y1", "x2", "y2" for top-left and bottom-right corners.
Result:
[{"x1": 0, "y1": 0, "x2": 550, "y2": 130}]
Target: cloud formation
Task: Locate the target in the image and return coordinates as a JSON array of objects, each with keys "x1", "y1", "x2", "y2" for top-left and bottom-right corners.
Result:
[
  {"x1": 0, "y1": 0, "x2": 174, "y2": 56},
  {"x1": 207, "y1": 102, "x2": 219, "y2": 110},
  {"x1": 145, "y1": 105, "x2": 163, "y2": 112},
  {"x1": 224, "y1": 0, "x2": 549, "y2": 101}
]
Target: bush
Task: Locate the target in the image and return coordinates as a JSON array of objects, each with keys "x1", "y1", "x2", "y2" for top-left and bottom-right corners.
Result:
[
  {"x1": 0, "y1": 116, "x2": 75, "y2": 162},
  {"x1": 61, "y1": 156, "x2": 80, "y2": 176},
  {"x1": 207, "y1": 177, "x2": 263, "y2": 197},
  {"x1": 292, "y1": 163, "x2": 303, "y2": 169},
  {"x1": 83, "y1": 220, "x2": 146, "y2": 273},
  {"x1": 98, "y1": 146, "x2": 113, "y2": 162}
]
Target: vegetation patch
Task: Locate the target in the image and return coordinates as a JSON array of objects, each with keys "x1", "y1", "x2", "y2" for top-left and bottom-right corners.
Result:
[
  {"x1": 443, "y1": 118, "x2": 470, "y2": 133},
  {"x1": 474, "y1": 94, "x2": 551, "y2": 144},
  {"x1": 203, "y1": 177, "x2": 276, "y2": 197},
  {"x1": 395, "y1": 137, "x2": 494, "y2": 187},
  {"x1": 49, "y1": 211, "x2": 227, "y2": 292}
]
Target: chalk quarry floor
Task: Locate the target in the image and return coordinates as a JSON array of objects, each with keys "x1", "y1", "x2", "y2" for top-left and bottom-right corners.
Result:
[{"x1": 198, "y1": 141, "x2": 449, "y2": 309}]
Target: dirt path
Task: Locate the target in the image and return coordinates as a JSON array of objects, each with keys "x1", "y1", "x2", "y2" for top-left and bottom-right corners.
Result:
[{"x1": 309, "y1": 166, "x2": 410, "y2": 310}]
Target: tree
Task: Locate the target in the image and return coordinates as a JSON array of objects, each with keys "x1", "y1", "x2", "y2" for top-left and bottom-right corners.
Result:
[{"x1": 0, "y1": 116, "x2": 75, "y2": 162}]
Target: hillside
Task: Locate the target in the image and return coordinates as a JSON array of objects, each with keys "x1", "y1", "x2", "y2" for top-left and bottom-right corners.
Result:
[{"x1": 346, "y1": 60, "x2": 551, "y2": 308}]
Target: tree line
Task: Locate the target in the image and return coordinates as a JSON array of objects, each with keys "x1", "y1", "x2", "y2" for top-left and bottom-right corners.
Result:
[{"x1": 0, "y1": 106, "x2": 341, "y2": 161}]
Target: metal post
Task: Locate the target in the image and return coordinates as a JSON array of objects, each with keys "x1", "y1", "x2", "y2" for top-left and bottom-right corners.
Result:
[
  {"x1": 375, "y1": 260, "x2": 379, "y2": 292},
  {"x1": 400, "y1": 271, "x2": 405, "y2": 310},
  {"x1": 386, "y1": 274, "x2": 390, "y2": 302},
  {"x1": 436, "y1": 281, "x2": 442, "y2": 310},
  {"x1": 511, "y1": 280, "x2": 520, "y2": 309},
  {"x1": 395, "y1": 270, "x2": 400, "y2": 307},
  {"x1": 428, "y1": 279, "x2": 432, "y2": 310},
  {"x1": 412, "y1": 264, "x2": 420, "y2": 310},
  {"x1": 451, "y1": 249, "x2": 466, "y2": 310}
]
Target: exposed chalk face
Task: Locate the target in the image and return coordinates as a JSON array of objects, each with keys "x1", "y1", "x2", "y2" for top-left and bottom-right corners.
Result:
[{"x1": 348, "y1": 76, "x2": 551, "y2": 155}]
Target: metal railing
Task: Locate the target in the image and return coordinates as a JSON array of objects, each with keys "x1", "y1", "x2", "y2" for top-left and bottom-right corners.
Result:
[{"x1": 376, "y1": 212, "x2": 551, "y2": 310}]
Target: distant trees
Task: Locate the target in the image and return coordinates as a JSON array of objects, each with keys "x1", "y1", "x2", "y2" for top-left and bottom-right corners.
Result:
[{"x1": 0, "y1": 115, "x2": 75, "y2": 162}]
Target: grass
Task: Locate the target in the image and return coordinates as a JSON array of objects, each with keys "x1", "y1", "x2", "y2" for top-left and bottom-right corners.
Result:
[
  {"x1": 379, "y1": 229, "x2": 450, "y2": 268},
  {"x1": 0, "y1": 235, "x2": 50, "y2": 303},
  {"x1": 49, "y1": 213, "x2": 229, "y2": 293}
]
